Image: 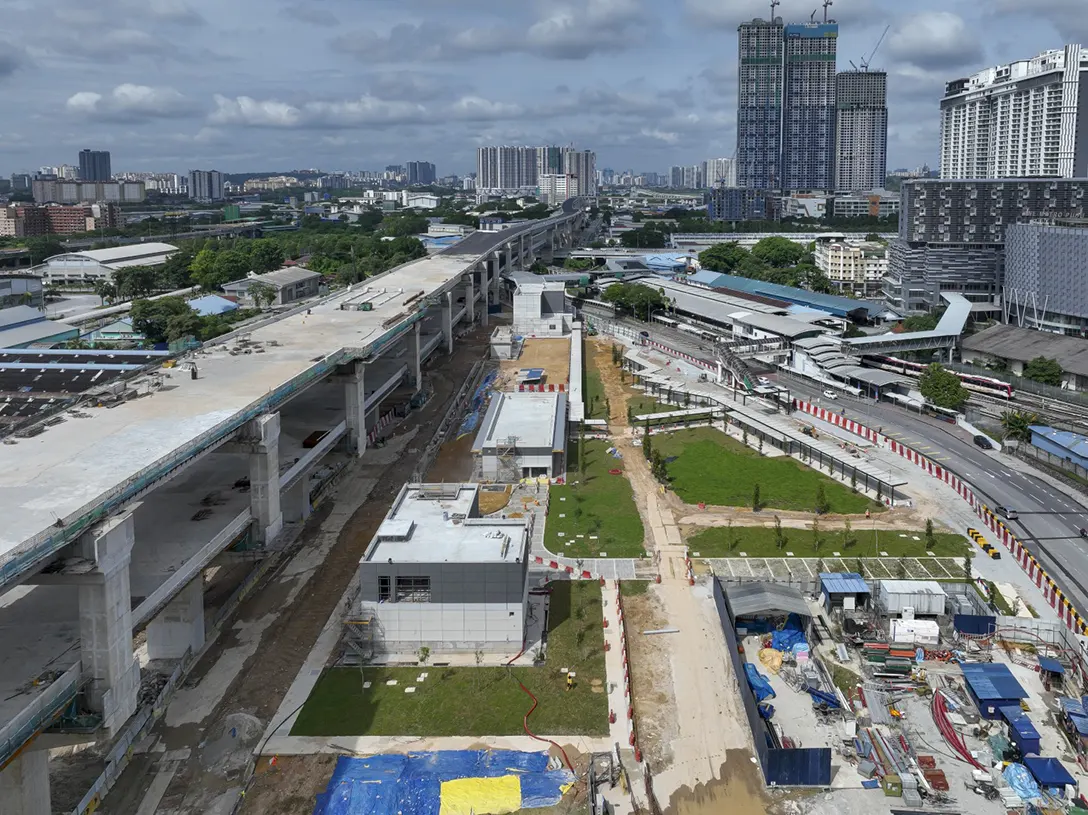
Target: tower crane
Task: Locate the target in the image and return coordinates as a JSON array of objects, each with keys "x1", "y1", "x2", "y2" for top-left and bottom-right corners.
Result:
[{"x1": 860, "y1": 25, "x2": 890, "y2": 71}]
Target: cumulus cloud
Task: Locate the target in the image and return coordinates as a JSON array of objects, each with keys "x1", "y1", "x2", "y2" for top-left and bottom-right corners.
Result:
[
  {"x1": 66, "y1": 84, "x2": 196, "y2": 121},
  {"x1": 886, "y1": 12, "x2": 983, "y2": 70},
  {"x1": 527, "y1": 0, "x2": 646, "y2": 59},
  {"x1": 367, "y1": 71, "x2": 459, "y2": 102}
]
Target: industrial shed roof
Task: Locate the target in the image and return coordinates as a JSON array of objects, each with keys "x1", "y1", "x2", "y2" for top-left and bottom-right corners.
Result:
[
  {"x1": 730, "y1": 310, "x2": 828, "y2": 340},
  {"x1": 724, "y1": 582, "x2": 810, "y2": 619},
  {"x1": 963, "y1": 323, "x2": 1088, "y2": 378},
  {"x1": 825, "y1": 364, "x2": 907, "y2": 388},
  {"x1": 961, "y1": 663, "x2": 1027, "y2": 701},
  {"x1": 818, "y1": 573, "x2": 870, "y2": 595}
]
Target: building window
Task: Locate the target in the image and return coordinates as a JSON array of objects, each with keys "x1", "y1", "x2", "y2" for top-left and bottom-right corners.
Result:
[
  {"x1": 395, "y1": 576, "x2": 431, "y2": 602},
  {"x1": 378, "y1": 576, "x2": 391, "y2": 602}
]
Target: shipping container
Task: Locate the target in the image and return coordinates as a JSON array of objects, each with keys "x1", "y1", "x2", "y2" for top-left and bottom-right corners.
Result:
[
  {"x1": 891, "y1": 618, "x2": 940, "y2": 647},
  {"x1": 877, "y1": 580, "x2": 947, "y2": 616}
]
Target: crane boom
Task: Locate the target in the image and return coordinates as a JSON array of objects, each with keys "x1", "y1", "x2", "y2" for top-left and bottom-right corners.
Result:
[{"x1": 861, "y1": 25, "x2": 890, "y2": 71}]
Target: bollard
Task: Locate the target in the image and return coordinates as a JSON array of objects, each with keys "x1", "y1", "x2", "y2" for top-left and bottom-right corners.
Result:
[
  {"x1": 604, "y1": 641, "x2": 611, "y2": 652},
  {"x1": 602, "y1": 618, "x2": 609, "y2": 628},
  {"x1": 634, "y1": 746, "x2": 642, "y2": 763}
]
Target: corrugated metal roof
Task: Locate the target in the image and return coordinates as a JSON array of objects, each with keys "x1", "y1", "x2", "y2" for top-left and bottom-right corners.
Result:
[
  {"x1": 51, "y1": 242, "x2": 179, "y2": 263},
  {"x1": 1037, "y1": 655, "x2": 1065, "y2": 674},
  {"x1": 961, "y1": 663, "x2": 1027, "y2": 701},
  {"x1": 693, "y1": 271, "x2": 881, "y2": 319},
  {"x1": 818, "y1": 572, "x2": 870, "y2": 595},
  {"x1": 730, "y1": 310, "x2": 827, "y2": 339},
  {"x1": 0, "y1": 305, "x2": 45, "y2": 330},
  {"x1": 999, "y1": 706, "x2": 1040, "y2": 742},
  {"x1": 963, "y1": 323, "x2": 1088, "y2": 377},
  {"x1": 724, "y1": 582, "x2": 810, "y2": 618},
  {"x1": 878, "y1": 579, "x2": 946, "y2": 597},
  {"x1": 0, "y1": 319, "x2": 79, "y2": 347},
  {"x1": 1030, "y1": 426, "x2": 1088, "y2": 459},
  {"x1": 253, "y1": 266, "x2": 323, "y2": 287}
]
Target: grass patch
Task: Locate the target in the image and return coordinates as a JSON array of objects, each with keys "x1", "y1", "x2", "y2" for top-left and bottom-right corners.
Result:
[
  {"x1": 687, "y1": 525, "x2": 970, "y2": 558},
  {"x1": 619, "y1": 580, "x2": 649, "y2": 597},
  {"x1": 585, "y1": 368, "x2": 608, "y2": 419},
  {"x1": 984, "y1": 580, "x2": 1014, "y2": 616},
  {"x1": 291, "y1": 582, "x2": 607, "y2": 737},
  {"x1": 547, "y1": 440, "x2": 645, "y2": 558},
  {"x1": 651, "y1": 427, "x2": 880, "y2": 514},
  {"x1": 830, "y1": 664, "x2": 861, "y2": 701}
]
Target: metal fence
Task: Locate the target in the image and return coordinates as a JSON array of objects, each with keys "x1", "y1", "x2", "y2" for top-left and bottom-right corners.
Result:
[{"x1": 1018, "y1": 443, "x2": 1088, "y2": 484}]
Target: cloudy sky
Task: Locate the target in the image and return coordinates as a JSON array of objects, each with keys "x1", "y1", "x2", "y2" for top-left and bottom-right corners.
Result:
[{"x1": 0, "y1": 0, "x2": 1082, "y2": 176}]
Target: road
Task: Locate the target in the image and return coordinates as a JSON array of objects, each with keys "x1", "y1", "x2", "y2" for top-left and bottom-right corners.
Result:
[{"x1": 776, "y1": 372, "x2": 1088, "y2": 611}]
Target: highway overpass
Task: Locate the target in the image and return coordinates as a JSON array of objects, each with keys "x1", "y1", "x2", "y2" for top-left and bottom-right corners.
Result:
[{"x1": 0, "y1": 201, "x2": 586, "y2": 813}]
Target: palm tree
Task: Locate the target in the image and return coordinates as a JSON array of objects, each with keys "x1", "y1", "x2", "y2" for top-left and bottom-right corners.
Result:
[{"x1": 1000, "y1": 410, "x2": 1038, "y2": 444}]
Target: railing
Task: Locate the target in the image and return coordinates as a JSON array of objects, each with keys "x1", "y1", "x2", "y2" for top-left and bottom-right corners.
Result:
[{"x1": 0, "y1": 661, "x2": 82, "y2": 771}]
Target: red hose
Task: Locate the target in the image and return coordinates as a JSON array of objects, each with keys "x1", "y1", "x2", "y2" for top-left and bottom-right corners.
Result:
[
  {"x1": 931, "y1": 690, "x2": 984, "y2": 770},
  {"x1": 506, "y1": 644, "x2": 575, "y2": 771}
]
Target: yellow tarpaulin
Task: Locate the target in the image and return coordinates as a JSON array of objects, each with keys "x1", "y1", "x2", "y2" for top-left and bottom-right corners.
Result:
[
  {"x1": 438, "y1": 774, "x2": 521, "y2": 815},
  {"x1": 759, "y1": 648, "x2": 784, "y2": 674}
]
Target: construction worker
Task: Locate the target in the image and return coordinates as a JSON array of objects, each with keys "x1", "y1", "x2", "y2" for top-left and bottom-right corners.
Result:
[{"x1": 566, "y1": 671, "x2": 575, "y2": 691}]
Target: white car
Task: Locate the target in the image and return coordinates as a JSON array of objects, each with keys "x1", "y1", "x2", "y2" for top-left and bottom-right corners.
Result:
[
  {"x1": 757, "y1": 376, "x2": 771, "y2": 386},
  {"x1": 822, "y1": 390, "x2": 837, "y2": 399}
]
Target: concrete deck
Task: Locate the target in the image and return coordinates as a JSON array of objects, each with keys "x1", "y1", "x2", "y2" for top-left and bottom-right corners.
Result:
[{"x1": 0, "y1": 252, "x2": 479, "y2": 575}]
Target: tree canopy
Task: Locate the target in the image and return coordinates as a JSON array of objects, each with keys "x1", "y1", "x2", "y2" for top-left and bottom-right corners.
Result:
[
  {"x1": 1022, "y1": 356, "x2": 1063, "y2": 386},
  {"x1": 130, "y1": 297, "x2": 194, "y2": 344},
  {"x1": 698, "y1": 241, "x2": 748, "y2": 273},
  {"x1": 601, "y1": 283, "x2": 667, "y2": 320},
  {"x1": 1000, "y1": 410, "x2": 1039, "y2": 443},
  {"x1": 618, "y1": 225, "x2": 669, "y2": 249},
  {"x1": 750, "y1": 235, "x2": 807, "y2": 268},
  {"x1": 918, "y1": 363, "x2": 969, "y2": 410}
]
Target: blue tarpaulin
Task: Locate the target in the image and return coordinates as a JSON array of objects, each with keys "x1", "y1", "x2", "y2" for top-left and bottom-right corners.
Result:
[
  {"x1": 744, "y1": 663, "x2": 776, "y2": 703},
  {"x1": 456, "y1": 372, "x2": 497, "y2": 438},
  {"x1": 1003, "y1": 763, "x2": 1041, "y2": 802},
  {"x1": 770, "y1": 614, "x2": 807, "y2": 652},
  {"x1": 1038, "y1": 655, "x2": 1065, "y2": 674},
  {"x1": 312, "y1": 750, "x2": 574, "y2": 815}
]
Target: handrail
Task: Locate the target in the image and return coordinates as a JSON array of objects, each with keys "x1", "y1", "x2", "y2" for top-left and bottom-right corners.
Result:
[{"x1": 0, "y1": 661, "x2": 83, "y2": 771}]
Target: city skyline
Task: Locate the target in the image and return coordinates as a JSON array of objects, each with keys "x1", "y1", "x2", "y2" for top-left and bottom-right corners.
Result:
[{"x1": 0, "y1": 1, "x2": 1081, "y2": 175}]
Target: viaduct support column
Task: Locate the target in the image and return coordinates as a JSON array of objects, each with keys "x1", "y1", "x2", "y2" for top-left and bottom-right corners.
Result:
[
  {"x1": 464, "y1": 275, "x2": 475, "y2": 324},
  {"x1": 442, "y1": 291, "x2": 454, "y2": 353},
  {"x1": 283, "y1": 472, "x2": 312, "y2": 523},
  {"x1": 77, "y1": 511, "x2": 140, "y2": 737},
  {"x1": 344, "y1": 361, "x2": 367, "y2": 457},
  {"x1": 248, "y1": 413, "x2": 284, "y2": 541},
  {"x1": 0, "y1": 749, "x2": 50, "y2": 815},
  {"x1": 409, "y1": 322, "x2": 422, "y2": 392},
  {"x1": 146, "y1": 575, "x2": 205, "y2": 661}
]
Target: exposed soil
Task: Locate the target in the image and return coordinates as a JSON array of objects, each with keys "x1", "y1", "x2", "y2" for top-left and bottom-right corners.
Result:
[
  {"x1": 660, "y1": 752, "x2": 770, "y2": 815},
  {"x1": 425, "y1": 431, "x2": 478, "y2": 482},
  {"x1": 478, "y1": 486, "x2": 513, "y2": 515},
  {"x1": 496, "y1": 337, "x2": 571, "y2": 390},
  {"x1": 623, "y1": 587, "x2": 677, "y2": 773},
  {"x1": 238, "y1": 754, "x2": 339, "y2": 815}
]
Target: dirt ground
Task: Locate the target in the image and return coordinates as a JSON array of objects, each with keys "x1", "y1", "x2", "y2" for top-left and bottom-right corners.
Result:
[
  {"x1": 660, "y1": 752, "x2": 770, "y2": 815},
  {"x1": 425, "y1": 431, "x2": 478, "y2": 482},
  {"x1": 96, "y1": 329, "x2": 495, "y2": 815},
  {"x1": 478, "y1": 486, "x2": 512, "y2": 515},
  {"x1": 623, "y1": 587, "x2": 677, "y2": 773},
  {"x1": 496, "y1": 337, "x2": 571, "y2": 389},
  {"x1": 241, "y1": 754, "x2": 339, "y2": 815}
]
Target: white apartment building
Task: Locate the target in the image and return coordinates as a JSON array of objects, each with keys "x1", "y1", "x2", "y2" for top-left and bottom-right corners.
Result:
[
  {"x1": 940, "y1": 44, "x2": 1088, "y2": 179},
  {"x1": 814, "y1": 236, "x2": 888, "y2": 296},
  {"x1": 539, "y1": 173, "x2": 575, "y2": 205},
  {"x1": 706, "y1": 158, "x2": 736, "y2": 187}
]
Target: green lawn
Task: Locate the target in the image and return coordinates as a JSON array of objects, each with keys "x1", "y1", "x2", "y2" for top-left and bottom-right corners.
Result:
[
  {"x1": 687, "y1": 525, "x2": 970, "y2": 558},
  {"x1": 291, "y1": 582, "x2": 608, "y2": 737},
  {"x1": 619, "y1": 580, "x2": 649, "y2": 598},
  {"x1": 652, "y1": 427, "x2": 880, "y2": 514},
  {"x1": 585, "y1": 368, "x2": 608, "y2": 419},
  {"x1": 548, "y1": 440, "x2": 645, "y2": 558}
]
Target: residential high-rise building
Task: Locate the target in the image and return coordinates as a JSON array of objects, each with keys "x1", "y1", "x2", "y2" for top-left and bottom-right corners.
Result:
[
  {"x1": 188, "y1": 169, "x2": 224, "y2": 202},
  {"x1": 737, "y1": 18, "x2": 785, "y2": 189},
  {"x1": 561, "y1": 149, "x2": 597, "y2": 197},
  {"x1": 539, "y1": 174, "x2": 576, "y2": 205},
  {"x1": 476, "y1": 146, "x2": 593, "y2": 195},
  {"x1": 736, "y1": 19, "x2": 837, "y2": 191},
  {"x1": 781, "y1": 22, "x2": 838, "y2": 191},
  {"x1": 406, "y1": 161, "x2": 436, "y2": 185},
  {"x1": 885, "y1": 178, "x2": 1088, "y2": 314},
  {"x1": 32, "y1": 179, "x2": 145, "y2": 204},
  {"x1": 706, "y1": 158, "x2": 737, "y2": 187},
  {"x1": 669, "y1": 166, "x2": 685, "y2": 188},
  {"x1": 78, "y1": 149, "x2": 111, "y2": 182},
  {"x1": 835, "y1": 71, "x2": 888, "y2": 191},
  {"x1": 940, "y1": 44, "x2": 1088, "y2": 179}
]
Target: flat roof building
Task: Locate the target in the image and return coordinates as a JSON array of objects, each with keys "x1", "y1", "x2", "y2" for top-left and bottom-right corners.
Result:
[
  {"x1": 358, "y1": 483, "x2": 530, "y2": 654},
  {"x1": 473, "y1": 392, "x2": 568, "y2": 482}
]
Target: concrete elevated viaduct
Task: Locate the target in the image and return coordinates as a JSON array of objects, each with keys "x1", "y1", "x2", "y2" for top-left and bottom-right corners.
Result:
[{"x1": 0, "y1": 201, "x2": 586, "y2": 813}]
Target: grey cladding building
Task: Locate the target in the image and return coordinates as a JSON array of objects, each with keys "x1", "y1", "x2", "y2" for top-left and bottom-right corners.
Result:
[
  {"x1": 885, "y1": 178, "x2": 1088, "y2": 313},
  {"x1": 1005, "y1": 221, "x2": 1088, "y2": 335},
  {"x1": 357, "y1": 483, "x2": 529, "y2": 654}
]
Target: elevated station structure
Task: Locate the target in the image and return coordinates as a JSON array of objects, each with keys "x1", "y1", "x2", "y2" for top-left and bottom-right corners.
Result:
[{"x1": 0, "y1": 201, "x2": 586, "y2": 813}]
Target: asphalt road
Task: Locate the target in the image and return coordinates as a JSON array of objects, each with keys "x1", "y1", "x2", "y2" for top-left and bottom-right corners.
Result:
[{"x1": 777, "y1": 372, "x2": 1088, "y2": 611}]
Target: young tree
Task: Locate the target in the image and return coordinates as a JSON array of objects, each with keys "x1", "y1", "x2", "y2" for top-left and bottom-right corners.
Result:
[
  {"x1": 850, "y1": 470, "x2": 858, "y2": 493},
  {"x1": 605, "y1": 398, "x2": 611, "y2": 419},
  {"x1": 727, "y1": 519, "x2": 737, "y2": 552},
  {"x1": 811, "y1": 518, "x2": 821, "y2": 553},
  {"x1": 814, "y1": 483, "x2": 830, "y2": 515},
  {"x1": 642, "y1": 424, "x2": 652, "y2": 460},
  {"x1": 896, "y1": 557, "x2": 908, "y2": 579},
  {"x1": 854, "y1": 556, "x2": 865, "y2": 578},
  {"x1": 742, "y1": 427, "x2": 749, "y2": 447},
  {"x1": 925, "y1": 518, "x2": 936, "y2": 550},
  {"x1": 247, "y1": 281, "x2": 278, "y2": 310},
  {"x1": 627, "y1": 405, "x2": 633, "y2": 424},
  {"x1": 773, "y1": 514, "x2": 786, "y2": 549},
  {"x1": 417, "y1": 646, "x2": 431, "y2": 665},
  {"x1": 842, "y1": 518, "x2": 853, "y2": 550},
  {"x1": 752, "y1": 483, "x2": 761, "y2": 511}
]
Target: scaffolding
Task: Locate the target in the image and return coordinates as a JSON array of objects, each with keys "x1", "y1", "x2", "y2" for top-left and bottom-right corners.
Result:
[{"x1": 495, "y1": 434, "x2": 522, "y2": 483}]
